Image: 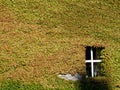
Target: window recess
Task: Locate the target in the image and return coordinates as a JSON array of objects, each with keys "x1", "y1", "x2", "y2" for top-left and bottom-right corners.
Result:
[{"x1": 85, "y1": 46, "x2": 104, "y2": 77}]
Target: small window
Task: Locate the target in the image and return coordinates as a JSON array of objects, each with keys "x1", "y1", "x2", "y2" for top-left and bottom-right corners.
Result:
[{"x1": 85, "y1": 46, "x2": 104, "y2": 77}]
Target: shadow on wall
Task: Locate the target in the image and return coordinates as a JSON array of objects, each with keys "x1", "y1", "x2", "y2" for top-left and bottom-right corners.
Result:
[{"x1": 74, "y1": 77, "x2": 111, "y2": 90}]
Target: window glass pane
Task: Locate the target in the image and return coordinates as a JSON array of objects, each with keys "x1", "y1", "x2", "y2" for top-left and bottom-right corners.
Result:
[
  {"x1": 93, "y1": 48, "x2": 103, "y2": 60},
  {"x1": 93, "y1": 48, "x2": 96, "y2": 59},
  {"x1": 86, "y1": 47, "x2": 91, "y2": 60},
  {"x1": 86, "y1": 63, "x2": 91, "y2": 77},
  {"x1": 94, "y1": 63, "x2": 101, "y2": 77}
]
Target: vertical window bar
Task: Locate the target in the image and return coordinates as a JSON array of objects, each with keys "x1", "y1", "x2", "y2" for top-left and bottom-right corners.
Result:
[{"x1": 90, "y1": 47, "x2": 94, "y2": 77}]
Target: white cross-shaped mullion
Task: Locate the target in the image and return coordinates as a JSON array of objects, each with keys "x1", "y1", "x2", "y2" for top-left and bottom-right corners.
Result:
[{"x1": 86, "y1": 47, "x2": 101, "y2": 77}]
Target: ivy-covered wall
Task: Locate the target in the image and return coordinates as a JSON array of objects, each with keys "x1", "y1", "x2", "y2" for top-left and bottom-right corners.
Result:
[{"x1": 0, "y1": 0, "x2": 120, "y2": 89}]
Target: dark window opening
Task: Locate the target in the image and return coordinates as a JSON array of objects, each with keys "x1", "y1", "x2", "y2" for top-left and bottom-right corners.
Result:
[{"x1": 85, "y1": 46, "x2": 104, "y2": 77}]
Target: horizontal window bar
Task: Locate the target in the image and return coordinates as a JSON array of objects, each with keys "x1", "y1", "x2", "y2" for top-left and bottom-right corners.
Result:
[{"x1": 85, "y1": 60, "x2": 101, "y2": 63}]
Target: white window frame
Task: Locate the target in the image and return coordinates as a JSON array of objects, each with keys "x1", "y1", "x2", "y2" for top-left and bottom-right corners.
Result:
[{"x1": 85, "y1": 47, "x2": 101, "y2": 77}]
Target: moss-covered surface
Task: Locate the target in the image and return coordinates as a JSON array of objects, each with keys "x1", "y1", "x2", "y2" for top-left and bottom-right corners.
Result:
[{"x1": 0, "y1": 0, "x2": 120, "y2": 89}]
